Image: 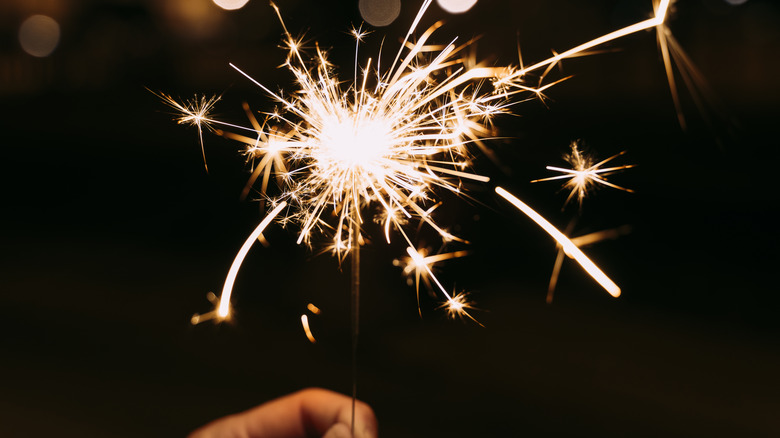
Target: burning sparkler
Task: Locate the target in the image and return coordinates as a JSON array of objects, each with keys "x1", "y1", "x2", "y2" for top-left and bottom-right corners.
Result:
[
  {"x1": 156, "y1": 0, "x2": 689, "y2": 431},
  {"x1": 154, "y1": 0, "x2": 688, "y2": 327},
  {"x1": 157, "y1": 0, "x2": 685, "y2": 326},
  {"x1": 177, "y1": 0, "x2": 522, "y2": 327}
]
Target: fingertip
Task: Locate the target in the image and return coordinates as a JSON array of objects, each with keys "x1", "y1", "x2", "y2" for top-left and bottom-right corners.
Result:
[
  {"x1": 322, "y1": 423, "x2": 353, "y2": 438},
  {"x1": 354, "y1": 401, "x2": 378, "y2": 438}
]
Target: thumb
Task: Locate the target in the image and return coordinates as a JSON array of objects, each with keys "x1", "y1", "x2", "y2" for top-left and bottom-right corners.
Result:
[{"x1": 322, "y1": 423, "x2": 353, "y2": 438}]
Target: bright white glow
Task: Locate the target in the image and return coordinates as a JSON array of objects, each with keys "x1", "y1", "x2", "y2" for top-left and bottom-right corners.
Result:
[
  {"x1": 316, "y1": 118, "x2": 392, "y2": 171},
  {"x1": 437, "y1": 0, "x2": 478, "y2": 14},
  {"x1": 213, "y1": 0, "x2": 250, "y2": 11},
  {"x1": 19, "y1": 15, "x2": 60, "y2": 58},
  {"x1": 359, "y1": 0, "x2": 401, "y2": 27}
]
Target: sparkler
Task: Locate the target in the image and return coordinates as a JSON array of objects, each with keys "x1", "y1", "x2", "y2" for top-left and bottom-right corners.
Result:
[
  {"x1": 156, "y1": 0, "x2": 687, "y2": 329},
  {"x1": 159, "y1": 0, "x2": 684, "y2": 429},
  {"x1": 180, "y1": 0, "x2": 516, "y2": 328},
  {"x1": 161, "y1": 0, "x2": 677, "y2": 318},
  {"x1": 160, "y1": 0, "x2": 678, "y2": 312}
]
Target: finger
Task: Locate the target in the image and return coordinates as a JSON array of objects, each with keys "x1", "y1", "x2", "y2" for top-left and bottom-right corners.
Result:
[
  {"x1": 188, "y1": 388, "x2": 377, "y2": 438},
  {"x1": 298, "y1": 388, "x2": 377, "y2": 438},
  {"x1": 322, "y1": 423, "x2": 352, "y2": 438}
]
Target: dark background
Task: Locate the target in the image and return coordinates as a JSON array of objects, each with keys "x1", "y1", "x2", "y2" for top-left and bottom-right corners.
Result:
[{"x1": 2, "y1": 0, "x2": 779, "y2": 436}]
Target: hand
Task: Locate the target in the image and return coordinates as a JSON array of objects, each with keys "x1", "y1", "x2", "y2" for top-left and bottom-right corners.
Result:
[{"x1": 188, "y1": 388, "x2": 378, "y2": 438}]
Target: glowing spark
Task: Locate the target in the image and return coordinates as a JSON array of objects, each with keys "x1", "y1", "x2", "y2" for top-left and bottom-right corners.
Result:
[
  {"x1": 190, "y1": 292, "x2": 226, "y2": 325},
  {"x1": 307, "y1": 303, "x2": 322, "y2": 314},
  {"x1": 301, "y1": 314, "x2": 317, "y2": 343},
  {"x1": 438, "y1": 291, "x2": 482, "y2": 326},
  {"x1": 217, "y1": 201, "x2": 288, "y2": 318},
  {"x1": 191, "y1": 201, "x2": 287, "y2": 324},
  {"x1": 495, "y1": 186, "x2": 620, "y2": 297},
  {"x1": 502, "y1": 0, "x2": 671, "y2": 85},
  {"x1": 394, "y1": 247, "x2": 470, "y2": 316},
  {"x1": 570, "y1": 225, "x2": 633, "y2": 248},
  {"x1": 546, "y1": 225, "x2": 633, "y2": 304},
  {"x1": 654, "y1": 1, "x2": 728, "y2": 134},
  {"x1": 153, "y1": 91, "x2": 221, "y2": 172},
  {"x1": 531, "y1": 141, "x2": 635, "y2": 207}
]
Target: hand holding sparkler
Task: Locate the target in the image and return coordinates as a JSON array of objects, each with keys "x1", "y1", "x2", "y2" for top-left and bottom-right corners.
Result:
[
  {"x1": 159, "y1": 0, "x2": 691, "y2": 432},
  {"x1": 188, "y1": 388, "x2": 377, "y2": 438}
]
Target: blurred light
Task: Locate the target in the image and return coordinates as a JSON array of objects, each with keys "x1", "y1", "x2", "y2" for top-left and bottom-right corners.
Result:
[
  {"x1": 359, "y1": 0, "x2": 401, "y2": 27},
  {"x1": 213, "y1": 0, "x2": 250, "y2": 10},
  {"x1": 437, "y1": 0, "x2": 478, "y2": 14},
  {"x1": 725, "y1": 0, "x2": 748, "y2": 5},
  {"x1": 19, "y1": 15, "x2": 60, "y2": 58},
  {"x1": 154, "y1": 0, "x2": 222, "y2": 40}
]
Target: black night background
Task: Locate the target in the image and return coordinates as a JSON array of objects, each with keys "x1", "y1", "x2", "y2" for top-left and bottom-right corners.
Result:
[{"x1": 1, "y1": 0, "x2": 779, "y2": 436}]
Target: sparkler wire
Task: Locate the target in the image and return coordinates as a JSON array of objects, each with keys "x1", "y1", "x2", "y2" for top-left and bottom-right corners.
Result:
[{"x1": 350, "y1": 213, "x2": 360, "y2": 434}]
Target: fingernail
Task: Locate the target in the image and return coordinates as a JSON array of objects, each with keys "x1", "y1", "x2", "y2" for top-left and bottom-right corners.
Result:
[{"x1": 323, "y1": 423, "x2": 353, "y2": 438}]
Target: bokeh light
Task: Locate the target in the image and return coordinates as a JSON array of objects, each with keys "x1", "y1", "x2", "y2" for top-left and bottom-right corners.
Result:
[
  {"x1": 359, "y1": 0, "x2": 401, "y2": 27},
  {"x1": 213, "y1": 0, "x2": 250, "y2": 11},
  {"x1": 437, "y1": 0, "x2": 478, "y2": 14},
  {"x1": 156, "y1": 0, "x2": 222, "y2": 40},
  {"x1": 19, "y1": 15, "x2": 60, "y2": 58}
]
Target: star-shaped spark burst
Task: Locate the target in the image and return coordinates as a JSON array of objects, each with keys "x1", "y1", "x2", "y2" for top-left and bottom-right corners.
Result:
[
  {"x1": 531, "y1": 141, "x2": 635, "y2": 208},
  {"x1": 394, "y1": 247, "x2": 471, "y2": 317},
  {"x1": 153, "y1": 91, "x2": 221, "y2": 173},
  {"x1": 438, "y1": 291, "x2": 482, "y2": 326}
]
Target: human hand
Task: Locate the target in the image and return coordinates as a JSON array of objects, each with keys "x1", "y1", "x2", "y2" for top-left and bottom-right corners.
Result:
[{"x1": 188, "y1": 388, "x2": 377, "y2": 438}]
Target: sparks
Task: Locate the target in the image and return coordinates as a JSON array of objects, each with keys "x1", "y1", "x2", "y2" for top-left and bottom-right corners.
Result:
[
  {"x1": 153, "y1": 91, "x2": 221, "y2": 172},
  {"x1": 495, "y1": 186, "x2": 621, "y2": 298},
  {"x1": 531, "y1": 141, "x2": 635, "y2": 208},
  {"x1": 160, "y1": 0, "x2": 683, "y2": 323},
  {"x1": 546, "y1": 225, "x2": 633, "y2": 304},
  {"x1": 301, "y1": 314, "x2": 317, "y2": 343},
  {"x1": 394, "y1": 247, "x2": 471, "y2": 317},
  {"x1": 223, "y1": 12, "x2": 510, "y2": 255},
  {"x1": 183, "y1": 0, "x2": 518, "y2": 324},
  {"x1": 438, "y1": 291, "x2": 482, "y2": 326}
]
